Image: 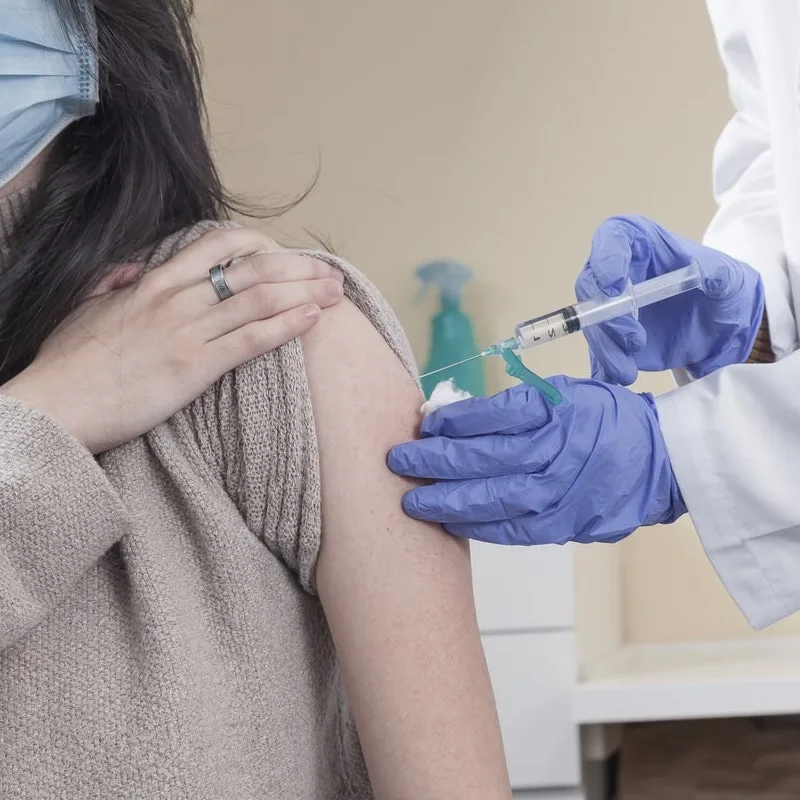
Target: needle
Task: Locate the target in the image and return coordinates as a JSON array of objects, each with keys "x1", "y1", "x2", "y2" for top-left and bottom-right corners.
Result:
[{"x1": 418, "y1": 352, "x2": 487, "y2": 380}]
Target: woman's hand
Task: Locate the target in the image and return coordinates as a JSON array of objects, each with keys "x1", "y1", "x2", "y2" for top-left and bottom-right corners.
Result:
[{"x1": 1, "y1": 227, "x2": 343, "y2": 453}]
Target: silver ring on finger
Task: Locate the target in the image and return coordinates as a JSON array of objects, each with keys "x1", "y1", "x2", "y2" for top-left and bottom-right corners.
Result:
[{"x1": 209, "y1": 262, "x2": 234, "y2": 301}]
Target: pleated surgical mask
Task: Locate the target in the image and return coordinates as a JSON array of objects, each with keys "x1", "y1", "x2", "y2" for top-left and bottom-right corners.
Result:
[{"x1": 0, "y1": 0, "x2": 99, "y2": 188}]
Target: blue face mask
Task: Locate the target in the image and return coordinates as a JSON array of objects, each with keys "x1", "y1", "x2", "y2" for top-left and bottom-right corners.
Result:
[{"x1": 0, "y1": 0, "x2": 99, "y2": 188}]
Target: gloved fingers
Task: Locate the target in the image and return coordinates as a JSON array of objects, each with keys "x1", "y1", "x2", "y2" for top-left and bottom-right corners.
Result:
[
  {"x1": 388, "y1": 425, "x2": 562, "y2": 480},
  {"x1": 595, "y1": 314, "x2": 646, "y2": 354},
  {"x1": 575, "y1": 262, "x2": 606, "y2": 303},
  {"x1": 400, "y1": 472, "x2": 563, "y2": 524},
  {"x1": 583, "y1": 325, "x2": 640, "y2": 386},
  {"x1": 443, "y1": 495, "x2": 639, "y2": 545},
  {"x1": 693, "y1": 248, "x2": 744, "y2": 300},
  {"x1": 575, "y1": 252, "x2": 643, "y2": 304},
  {"x1": 420, "y1": 384, "x2": 553, "y2": 439},
  {"x1": 573, "y1": 529, "x2": 634, "y2": 544},
  {"x1": 588, "y1": 350, "x2": 614, "y2": 384},
  {"x1": 583, "y1": 217, "x2": 650, "y2": 297},
  {"x1": 444, "y1": 510, "x2": 574, "y2": 546}
]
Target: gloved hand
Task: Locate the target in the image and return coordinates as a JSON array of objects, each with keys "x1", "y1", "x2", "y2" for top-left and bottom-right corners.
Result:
[
  {"x1": 577, "y1": 215, "x2": 765, "y2": 385},
  {"x1": 387, "y1": 378, "x2": 686, "y2": 545}
]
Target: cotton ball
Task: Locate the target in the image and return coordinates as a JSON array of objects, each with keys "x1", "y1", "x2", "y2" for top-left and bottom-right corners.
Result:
[{"x1": 420, "y1": 379, "x2": 472, "y2": 417}]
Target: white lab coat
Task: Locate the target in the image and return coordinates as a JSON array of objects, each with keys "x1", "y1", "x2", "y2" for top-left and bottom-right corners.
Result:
[{"x1": 656, "y1": 0, "x2": 800, "y2": 629}]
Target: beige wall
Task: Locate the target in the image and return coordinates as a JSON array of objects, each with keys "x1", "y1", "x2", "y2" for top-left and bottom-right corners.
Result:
[{"x1": 199, "y1": 1, "x2": 800, "y2": 643}]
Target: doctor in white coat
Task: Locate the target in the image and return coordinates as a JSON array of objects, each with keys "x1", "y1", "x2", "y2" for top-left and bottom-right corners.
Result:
[{"x1": 388, "y1": 0, "x2": 800, "y2": 631}]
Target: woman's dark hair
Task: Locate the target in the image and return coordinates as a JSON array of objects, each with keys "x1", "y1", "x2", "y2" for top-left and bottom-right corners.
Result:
[{"x1": 0, "y1": 0, "x2": 276, "y2": 381}]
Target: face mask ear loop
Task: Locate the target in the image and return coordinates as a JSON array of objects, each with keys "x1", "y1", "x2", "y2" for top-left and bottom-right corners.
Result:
[{"x1": 73, "y1": 0, "x2": 100, "y2": 109}]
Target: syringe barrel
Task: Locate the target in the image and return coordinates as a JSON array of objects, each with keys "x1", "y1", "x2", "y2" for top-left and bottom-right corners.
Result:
[
  {"x1": 514, "y1": 306, "x2": 582, "y2": 349},
  {"x1": 513, "y1": 261, "x2": 702, "y2": 350},
  {"x1": 630, "y1": 262, "x2": 702, "y2": 308},
  {"x1": 570, "y1": 289, "x2": 637, "y2": 329},
  {"x1": 571, "y1": 261, "x2": 702, "y2": 329}
]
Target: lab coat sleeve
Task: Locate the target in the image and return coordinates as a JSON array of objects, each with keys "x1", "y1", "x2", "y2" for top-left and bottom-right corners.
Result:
[
  {"x1": 657, "y1": 352, "x2": 800, "y2": 629},
  {"x1": 703, "y1": 0, "x2": 799, "y2": 358}
]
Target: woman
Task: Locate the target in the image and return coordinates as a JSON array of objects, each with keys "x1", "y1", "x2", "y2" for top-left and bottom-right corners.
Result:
[{"x1": 0, "y1": 2, "x2": 511, "y2": 798}]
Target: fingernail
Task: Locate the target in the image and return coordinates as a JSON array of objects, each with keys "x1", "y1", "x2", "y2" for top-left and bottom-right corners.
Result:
[
  {"x1": 325, "y1": 278, "x2": 344, "y2": 297},
  {"x1": 332, "y1": 269, "x2": 345, "y2": 284},
  {"x1": 302, "y1": 304, "x2": 321, "y2": 319}
]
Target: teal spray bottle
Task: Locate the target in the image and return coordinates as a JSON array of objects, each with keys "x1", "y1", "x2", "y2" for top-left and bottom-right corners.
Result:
[{"x1": 417, "y1": 260, "x2": 486, "y2": 398}]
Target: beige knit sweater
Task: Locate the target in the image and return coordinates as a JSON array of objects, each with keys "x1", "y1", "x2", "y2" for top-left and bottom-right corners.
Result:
[{"x1": 0, "y1": 188, "x2": 417, "y2": 799}]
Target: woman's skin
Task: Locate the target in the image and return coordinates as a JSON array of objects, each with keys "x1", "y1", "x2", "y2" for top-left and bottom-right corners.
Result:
[{"x1": 307, "y1": 298, "x2": 513, "y2": 799}]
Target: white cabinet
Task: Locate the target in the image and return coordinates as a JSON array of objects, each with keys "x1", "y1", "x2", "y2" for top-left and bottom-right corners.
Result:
[
  {"x1": 472, "y1": 540, "x2": 583, "y2": 793},
  {"x1": 483, "y1": 630, "x2": 581, "y2": 788},
  {"x1": 471, "y1": 540, "x2": 574, "y2": 632}
]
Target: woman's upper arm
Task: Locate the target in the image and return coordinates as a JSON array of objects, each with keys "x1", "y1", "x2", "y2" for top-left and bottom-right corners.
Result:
[{"x1": 303, "y1": 298, "x2": 511, "y2": 800}]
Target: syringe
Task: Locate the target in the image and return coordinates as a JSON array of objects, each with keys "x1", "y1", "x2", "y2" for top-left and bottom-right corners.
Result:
[{"x1": 419, "y1": 262, "x2": 702, "y2": 379}]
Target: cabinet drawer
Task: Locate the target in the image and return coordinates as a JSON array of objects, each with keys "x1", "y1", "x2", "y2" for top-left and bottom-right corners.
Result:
[
  {"x1": 483, "y1": 630, "x2": 580, "y2": 789},
  {"x1": 471, "y1": 541, "x2": 573, "y2": 632}
]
